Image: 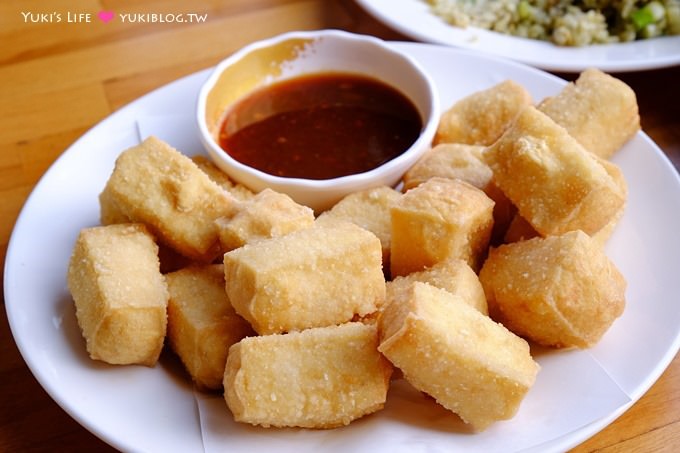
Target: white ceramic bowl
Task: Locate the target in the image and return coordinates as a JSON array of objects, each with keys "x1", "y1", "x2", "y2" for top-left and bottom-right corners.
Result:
[{"x1": 197, "y1": 29, "x2": 439, "y2": 212}]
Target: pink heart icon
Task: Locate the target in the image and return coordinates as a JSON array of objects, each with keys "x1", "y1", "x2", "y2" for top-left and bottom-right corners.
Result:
[{"x1": 98, "y1": 10, "x2": 115, "y2": 23}]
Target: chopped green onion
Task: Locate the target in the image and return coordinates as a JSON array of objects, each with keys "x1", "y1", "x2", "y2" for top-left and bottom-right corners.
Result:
[
  {"x1": 631, "y1": 2, "x2": 666, "y2": 30},
  {"x1": 518, "y1": 1, "x2": 531, "y2": 20}
]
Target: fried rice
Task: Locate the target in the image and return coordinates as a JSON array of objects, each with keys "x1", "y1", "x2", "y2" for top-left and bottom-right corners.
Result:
[{"x1": 427, "y1": 0, "x2": 680, "y2": 46}]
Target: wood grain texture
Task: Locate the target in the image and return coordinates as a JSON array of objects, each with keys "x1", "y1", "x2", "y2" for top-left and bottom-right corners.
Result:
[{"x1": 1, "y1": 1, "x2": 678, "y2": 451}]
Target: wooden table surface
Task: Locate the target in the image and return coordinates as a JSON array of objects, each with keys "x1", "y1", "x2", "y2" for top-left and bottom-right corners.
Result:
[{"x1": 1, "y1": 1, "x2": 678, "y2": 451}]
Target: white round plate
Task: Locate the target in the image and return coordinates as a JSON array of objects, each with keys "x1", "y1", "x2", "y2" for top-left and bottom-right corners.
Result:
[
  {"x1": 5, "y1": 42, "x2": 680, "y2": 453},
  {"x1": 357, "y1": 0, "x2": 680, "y2": 72}
]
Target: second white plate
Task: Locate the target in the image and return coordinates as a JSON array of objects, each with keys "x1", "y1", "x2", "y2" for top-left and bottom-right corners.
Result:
[{"x1": 357, "y1": 0, "x2": 680, "y2": 72}]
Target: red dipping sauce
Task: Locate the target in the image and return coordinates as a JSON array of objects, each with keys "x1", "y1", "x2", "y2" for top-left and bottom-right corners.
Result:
[{"x1": 218, "y1": 72, "x2": 423, "y2": 180}]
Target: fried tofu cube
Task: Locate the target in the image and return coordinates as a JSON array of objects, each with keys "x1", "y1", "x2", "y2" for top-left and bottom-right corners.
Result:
[
  {"x1": 400, "y1": 143, "x2": 514, "y2": 244},
  {"x1": 390, "y1": 177, "x2": 494, "y2": 276},
  {"x1": 483, "y1": 106, "x2": 626, "y2": 236},
  {"x1": 387, "y1": 258, "x2": 488, "y2": 315},
  {"x1": 191, "y1": 155, "x2": 255, "y2": 201},
  {"x1": 166, "y1": 264, "x2": 254, "y2": 390},
  {"x1": 100, "y1": 136, "x2": 239, "y2": 262},
  {"x1": 378, "y1": 282, "x2": 539, "y2": 432},
  {"x1": 435, "y1": 80, "x2": 533, "y2": 146},
  {"x1": 505, "y1": 207, "x2": 624, "y2": 247},
  {"x1": 67, "y1": 224, "x2": 168, "y2": 366},
  {"x1": 538, "y1": 68, "x2": 640, "y2": 159},
  {"x1": 316, "y1": 186, "x2": 401, "y2": 266},
  {"x1": 224, "y1": 222, "x2": 385, "y2": 334},
  {"x1": 504, "y1": 208, "x2": 623, "y2": 246},
  {"x1": 404, "y1": 143, "x2": 493, "y2": 192},
  {"x1": 504, "y1": 155, "x2": 627, "y2": 246},
  {"x1": 479, "y1": 230, "x2": 626, "y2": 348},
  {"x1": 402, "y1": 143, "x2": 492, "y2": 192},
  {"x1": 216, "y1": 188, "x2": 314, "y2": 252},
  {"x1": 224, "y1": 322, "x2": 392, "y2": 428}
]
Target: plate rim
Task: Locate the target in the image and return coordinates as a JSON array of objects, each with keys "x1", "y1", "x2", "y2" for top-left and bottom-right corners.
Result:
[{"x1": 356, "y1": 0, "x2": 680, "y2": 72}]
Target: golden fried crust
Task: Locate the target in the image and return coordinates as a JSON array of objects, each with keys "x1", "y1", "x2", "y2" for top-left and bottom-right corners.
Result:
[
  {"x1": 479, "y1": 230, "x2": 626, "y2": 348},
  {"x1": 503, "y1": 158, "x2": 627, "y2": 246},
  {"x1": 387, "y1": 258, "x2": 488, "y2": 315},
  {"x1": 402, "y1": 143, "x2": 492, "y2": 192},
  {"x1": 400, "y1": 143, "x2": 514, "y2": 244},
  {"x1": 435, "y1": 80, "x2": 533, "y2": 146},
  {"x1": 191, "y1": 155, "x2": 255, "y2": 201},
  {"x1": 216, "y1": 188, "x2": 314, "y2": 252},
  {"x1": 223, "y1": 222, "x2": 385, "y2": 334},
  {"x1": 316, "y1": 186, "x2": 401, "y2": 267},
  {"x1": 483, "y1": 106, "x2": 626, "y2": 236},
  {"x1": 100, "y1": 136, "x2": 239, "y2": 262},
  {"x1": 378, "y1": 282, "x2": 539, "y2": 432},
  {"x1": 224, "y1": 322, "x2": 392, "y2": 428},
  {"x1": 67, "y1": 224, "x2": 168, "y2": 366},
  {"x1": 539, "y1": 68, "x2": 640, "y2": 159},
  {"x1": 390, "y1": 177, "x2": 494, "y2": 276},
  {"x1": 166, "y1": 264, "x2": 253, "y2": 390}
]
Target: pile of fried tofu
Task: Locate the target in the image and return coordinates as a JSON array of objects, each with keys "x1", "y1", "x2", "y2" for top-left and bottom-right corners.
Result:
[{"x1": 67, "y1": 68, "x2": 635, "y2": 432}]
